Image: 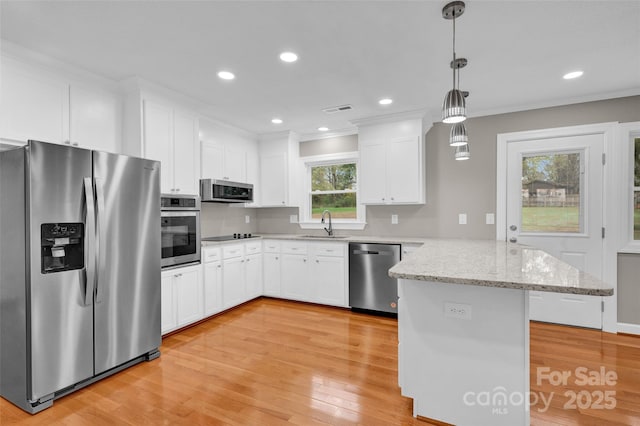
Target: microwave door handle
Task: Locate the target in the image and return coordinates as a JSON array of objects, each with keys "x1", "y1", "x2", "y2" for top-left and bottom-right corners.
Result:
[
  {"x1": 83, "y1": 177, "x2": 96, "y2": 306},
  {"x1": 94, "y1": 178, "x2": 107, "y2": 303}
]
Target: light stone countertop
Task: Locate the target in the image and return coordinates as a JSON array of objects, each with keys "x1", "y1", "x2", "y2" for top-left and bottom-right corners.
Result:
[
  {"x1": 201, "y1": 233, "x2": 428, "y2": 246},
  {"x1": 388, "y1": 239, "x2": 613, "y2": 296}
]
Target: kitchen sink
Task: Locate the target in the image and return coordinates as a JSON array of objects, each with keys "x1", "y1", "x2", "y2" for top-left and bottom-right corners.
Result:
[{"x1": 299, "y1": 235, "x2": 349, "y2": 239}]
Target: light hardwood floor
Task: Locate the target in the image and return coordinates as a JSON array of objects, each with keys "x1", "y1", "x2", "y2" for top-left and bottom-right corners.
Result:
[{"x1": 1, "y1": 298, "x2": 639, "y2": 425}]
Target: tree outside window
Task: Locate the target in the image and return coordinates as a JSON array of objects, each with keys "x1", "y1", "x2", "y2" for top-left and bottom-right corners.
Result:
[
  {"x1": 634, "y1": 138, "x2": 640, "y2": 240},
  {"x1": 310, "y1": 163, "x2": 357, "y2": 219}
]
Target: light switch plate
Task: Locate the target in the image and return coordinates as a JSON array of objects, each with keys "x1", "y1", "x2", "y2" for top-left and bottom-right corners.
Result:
[
  {"x1": 458, "y1": 213, "x2": 467, "y2": 225},
  {"x1": 391, "y1": 214, "x2": 398, "y2": 225},
  {"x1": 486, "y1": 213, "x2": 495, "y2": 225},
  {"x1": 245, "y1": 215, "x2": 250, "y2": 224},
  {"x1": 289, "y1": 214, "x2": 298, "y2": 224}
]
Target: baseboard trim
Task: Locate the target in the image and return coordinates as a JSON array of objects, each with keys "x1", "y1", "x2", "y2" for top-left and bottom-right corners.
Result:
[{"x1": 617, "y1": 322, "x2": 640, "y2": 335}]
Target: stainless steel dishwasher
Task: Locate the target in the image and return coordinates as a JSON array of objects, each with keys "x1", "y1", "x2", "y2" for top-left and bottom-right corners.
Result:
[{"x1": 349, "y1": 242, "x2": 401, "y2": 315}]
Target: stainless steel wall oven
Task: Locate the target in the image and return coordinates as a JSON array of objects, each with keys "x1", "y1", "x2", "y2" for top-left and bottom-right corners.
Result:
[{"x1": 161, "y1": 195, "x2": 201, "y2": 268}]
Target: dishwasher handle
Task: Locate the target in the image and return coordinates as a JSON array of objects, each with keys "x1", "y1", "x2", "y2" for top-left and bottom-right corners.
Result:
[{"x1": 352, "y1": 249, "x2": 395, "y2": 256}]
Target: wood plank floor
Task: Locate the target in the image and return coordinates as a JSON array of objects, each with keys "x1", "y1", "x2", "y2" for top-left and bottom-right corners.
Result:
[{"x1": 1, "y1": 298, "x2": 639, "y2": 425}]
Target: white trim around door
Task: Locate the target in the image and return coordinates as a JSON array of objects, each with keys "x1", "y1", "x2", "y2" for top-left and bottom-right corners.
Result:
[{"x1": 497, "y1": 122, "x2": 619, "y2": 333}]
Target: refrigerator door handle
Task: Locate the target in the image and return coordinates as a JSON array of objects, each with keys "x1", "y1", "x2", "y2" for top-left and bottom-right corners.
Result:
[
  {"x1": 94, "y1": 177, "x2": 107, "y2": 303},
  {"x1": 83, "y1": 177, "x2": 96, "y2": 306}
]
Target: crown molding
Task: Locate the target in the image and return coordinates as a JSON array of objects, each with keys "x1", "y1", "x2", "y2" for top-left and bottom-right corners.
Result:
[
  {"x1": 299, "y1": 127, "x2": 358, "y2": 142},
  {"x1": 350, "y1": 109, "x2": 431, "y2": 128}
]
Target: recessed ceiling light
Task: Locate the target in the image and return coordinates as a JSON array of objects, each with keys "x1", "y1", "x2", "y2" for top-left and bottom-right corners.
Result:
[
  {"x1": 271, "y1": 118, "x2": 283, "y2": 124},
  {"x1": 318, "y1": 126, "x2": 329, "y2": 132},
  {"x1": 279, "y1": 52, "x2": 298, "y2": 63},
  {"x1": 217, "y1": 71, "x2": 235, "y2": 80},
  {"x1": 563, "y1": 70, "x2": 583, "y2": 80},
  {"x1": 379, "y1": 98, "x2": 393, "y2": 105}
]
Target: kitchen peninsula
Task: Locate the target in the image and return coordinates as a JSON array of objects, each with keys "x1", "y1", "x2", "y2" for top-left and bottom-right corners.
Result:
[{"x1": 389, "y1": 239, "x2": 613, "y2": 426}]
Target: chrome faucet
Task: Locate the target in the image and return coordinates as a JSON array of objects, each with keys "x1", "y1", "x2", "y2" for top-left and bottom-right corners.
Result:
[{"x1": 321, "y1": 209, "x2": 333, "y2": 237}]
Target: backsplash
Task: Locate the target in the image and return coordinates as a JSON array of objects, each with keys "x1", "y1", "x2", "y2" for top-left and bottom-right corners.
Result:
[{"x1": 200, "y1": 203, "x2": 258, "y2": 237}]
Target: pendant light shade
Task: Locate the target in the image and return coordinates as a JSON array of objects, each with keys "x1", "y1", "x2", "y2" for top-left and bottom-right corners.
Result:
[
  {"x1": 449, "y1": 122, "x2": 469, "y2": 146},
  {"x1": 454, "y1": 143, "x2": 471, "y2": 160},
  {"x1": 443, "y1": 89, "x2": 467, "y2": 124}
]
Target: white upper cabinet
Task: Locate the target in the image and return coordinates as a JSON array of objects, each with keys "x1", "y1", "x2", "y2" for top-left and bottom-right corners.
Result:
[
  {"x1": 69, "y1": 85, "x2": 120, "y2": 152},
  {"x1": 142, "y1": 100, "x2": 199, "y2": 195},
  {"x1": 172, "y1": 110, "x2": 199, "y2": 194},
  {"x1": 0, "y1": 57, "x2": 121, "y2": 153},
  {"x1": 257, "y1": 131, "x2": 300, "y2": 207},
  {"x1": 201, "y1": 140, "x2": 246, "y2": 182},
  {"x1": 356, "y1": 116, "x2": 427, "y2": 205}
]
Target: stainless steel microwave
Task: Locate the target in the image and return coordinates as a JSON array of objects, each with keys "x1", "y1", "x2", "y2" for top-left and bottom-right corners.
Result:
[{"x1": 200, "y1": 179, "x2": 253, "y2": 203}]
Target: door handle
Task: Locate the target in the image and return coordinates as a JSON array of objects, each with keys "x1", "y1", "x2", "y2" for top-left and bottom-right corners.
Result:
[
  {"x1": 83, "y1": 177, "x2": 96, "y2": 306},
  {"x1": 95, "y1": 178, "x2": 107, "y2": 303}
]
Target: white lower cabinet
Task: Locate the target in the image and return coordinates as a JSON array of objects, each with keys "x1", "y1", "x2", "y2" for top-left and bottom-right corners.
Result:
[
  {"x1": 245, "y1": 253, "x2": 263, "y2": 299},
  {"x1": 279, "y1": 240, "x2": 347, "y2": 307},
  {"x1": 203, "y1": 247, "x2": 223, "y2": 317},
  {"x1": 222, "y1": 245, "x2": 246, "y2": 309},
  {"x1": 262, "y1": 240, "x2": 282, "y2": 297},
  {"x1": 161, "y1": 263, "x2": 203, "y2": 335}
]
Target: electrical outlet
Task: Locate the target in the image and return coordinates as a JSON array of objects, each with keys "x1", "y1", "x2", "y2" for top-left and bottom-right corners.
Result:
[
  {"x1": 444, "y1": 302, "x2": 472, "y2": 320},
  {"x1": 486, "y1": 213, "x2": 495, "y2": 225},
  {"x1": 391, "y1": 214, "x2": 398, "y2": 225},
  {"x1": 458, "y1": 213, "x2": 467, "y2": 225},
  {"x1": 245, "y1": 215, "x2": 250, "y2": 224},
  {"x1": 289, "y1": 214, "x2": 298, "y2": 224}
]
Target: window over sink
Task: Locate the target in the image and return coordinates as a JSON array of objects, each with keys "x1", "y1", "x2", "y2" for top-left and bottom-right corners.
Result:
[{"x1": 299, "y1": 152, "x2": 366, "y2": 230}]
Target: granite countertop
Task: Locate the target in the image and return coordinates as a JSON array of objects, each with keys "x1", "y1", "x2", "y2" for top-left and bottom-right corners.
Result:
[
  {"x1": 388, "y1": 239, "x2": 614, "y2": 296},
  {"x1": 201, "y1": 234, "x2": 428, "y2": 246}
]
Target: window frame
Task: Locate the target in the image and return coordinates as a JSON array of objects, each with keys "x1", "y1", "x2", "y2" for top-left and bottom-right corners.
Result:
[
  {"x1": 619, "y1": 123, "x2": 640, "y2": 253},
  {"x1": 298, "y1": 152, "x2": 366, "y2": 230}
]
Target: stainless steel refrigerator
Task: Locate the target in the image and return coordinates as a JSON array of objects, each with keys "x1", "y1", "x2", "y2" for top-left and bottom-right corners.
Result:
[{"x1": 0, "y1": 140, "x2": 161, "y2": 413}]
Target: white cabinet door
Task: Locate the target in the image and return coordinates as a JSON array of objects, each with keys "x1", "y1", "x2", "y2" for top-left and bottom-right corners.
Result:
[
  {"x1": 222, "y1": 257, "x2": 246, "y2": 309},
  {"x1": 281, "y1": 254, "x2": 309, "y2": 301},
  {"x1": 0, "y1": 66, "x2": 69, "y2": 144},
  {"x1": 260, "y1": 153, "x2": 287, "y2": 206},
  {"x1": 245, "y1": 253, "x2": 263, "y2": 299},
  {"x1": 172, "y1": 111, "x2": 198, "y2": 194},
  {"x1": 201, "y1": 141, "x2": 225, "y2": 180},
  {"x1": 359, "y1": 143, "x2": 387, "y2": 204},
  {"x1": 312, "y1": 256, "x2": 346, "y2": 307},
  {"x1": 224, "y1": 146, "x2": 246, "y2": 182},
  {"x1": 175, "y1": 267, "x2": 203, "y2": 327},
  {"x1": 387, "y1": 137, "x2": 420, "y2": 203},
  {"x1": 245, "y1": 151, "x2": 260, "y2": 206},
  {"x1": 263, "y1": 252, "x2": 281, "y2": 297},
  {"x1": 69, "y1": 85, "x2": 120, "y2": 153},
  {"x1": 160, "y1": 272, "x2": 176, "y2": 335},
  {"x1": 204, "y1": 261, "x2": 223, "y2": 316},
  {"x1": 143, "y1": 101, "x2": 173, "y2": 193}
]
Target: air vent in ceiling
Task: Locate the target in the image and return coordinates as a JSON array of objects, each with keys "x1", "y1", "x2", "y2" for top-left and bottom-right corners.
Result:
[{"x1": 322, "y1": 104, "x2": 353, "y2": 114}]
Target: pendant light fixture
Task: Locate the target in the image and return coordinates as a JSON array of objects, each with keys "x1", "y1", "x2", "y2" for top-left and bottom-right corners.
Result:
[
  {"x1": 454, "y1": 143, "x2": 471, "y2": 161},
  {"x1": 449, "y1": 122, "x2": 468, "y2": 146},
  {"x1": 442, "y1": 1, "x2": 467, "y2": 124}
]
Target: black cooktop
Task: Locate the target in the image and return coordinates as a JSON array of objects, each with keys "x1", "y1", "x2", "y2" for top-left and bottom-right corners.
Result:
[{"x1": 202, "y1": 234, "x2": 258, "y2": 242}]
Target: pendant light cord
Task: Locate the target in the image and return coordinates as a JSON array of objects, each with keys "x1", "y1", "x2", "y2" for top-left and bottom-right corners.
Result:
[{"x1": 452, "y1": 11, "x2": 456, "y2": 89}]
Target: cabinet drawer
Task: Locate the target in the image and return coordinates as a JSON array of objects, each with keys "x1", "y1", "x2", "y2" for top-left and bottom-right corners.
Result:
[
  {"x1": 314, "y1": 243, "x2": 345, "y2": 257},
  {"x1": 245, "y1": 241, "x2": 262, "y2": 255},
  {"x1": 223, "y1": 244, "x2": 244, "y2": 259},
  {"x1": 281, "y1": 241, "x2": 308, "y2": 255},
  {"x1": 263, "y1": 240, "x2": 281, "y2": 253},
  {"x1": 203, "y1": 247, "x2": 221, "y2": 263}
]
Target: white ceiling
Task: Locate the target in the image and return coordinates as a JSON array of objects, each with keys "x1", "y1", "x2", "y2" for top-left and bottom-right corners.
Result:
[{"x1": 1, "y1": 1, "x2": 639, "y2": 138}]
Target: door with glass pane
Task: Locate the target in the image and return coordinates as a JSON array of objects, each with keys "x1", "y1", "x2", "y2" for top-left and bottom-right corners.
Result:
[{"x1": 506, "y1": 134, "x2": 604, "y2": 329}]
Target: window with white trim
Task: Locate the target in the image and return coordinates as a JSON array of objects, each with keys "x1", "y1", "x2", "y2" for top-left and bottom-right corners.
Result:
[
  {"x1": 299, "y1": 152, "x2": 365, "y2": 229},
  {"x1": 634, "y1": 137, "x2": 640, "y2": 240}
]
